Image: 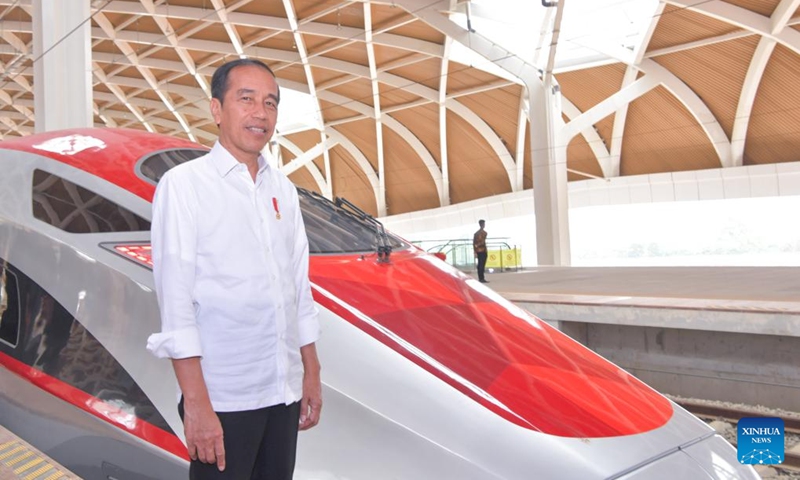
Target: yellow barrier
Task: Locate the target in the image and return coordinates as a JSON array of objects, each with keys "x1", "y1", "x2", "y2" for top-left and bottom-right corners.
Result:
[{"x1": 486, "y1": 247, "x2": 522, "y2": 270}]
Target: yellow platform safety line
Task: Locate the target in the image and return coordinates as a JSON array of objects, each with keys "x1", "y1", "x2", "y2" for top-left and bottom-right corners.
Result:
[
  {"x1": 0, "y1": 445, "x2": 25, "y2": 461},
  {"x1": 23, "y1": 463, "x2": 54, "y2": 480},
  {"x1": 42, "y1": 472, "x2": 66, "y2": 480},
  {"x1": 6, "y1": 450, "x2": 34, "y2": 466},
  {"x1": 14, "y1": 456, "x2": 44, "y2": 475},
  {"x1": 0, "y1": 441, "x2": 68, "y2": 480}
]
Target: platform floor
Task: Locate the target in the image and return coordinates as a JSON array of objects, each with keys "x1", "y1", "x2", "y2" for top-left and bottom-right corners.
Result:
[
  {"x1": 0, "y1": 425, "x2": 78, "y2": 480},
  {"x1": 483, "y1": 266, "x2": 800, "y2": 314}
]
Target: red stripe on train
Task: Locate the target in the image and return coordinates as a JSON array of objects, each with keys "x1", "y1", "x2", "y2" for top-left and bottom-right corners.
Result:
[{"x1": 0, "y1": 350, "x2": 188, "y2": 460}]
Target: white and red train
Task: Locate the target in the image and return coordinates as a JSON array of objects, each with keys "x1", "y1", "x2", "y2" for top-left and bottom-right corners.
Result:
[{"x1": 0, "y1": 128, "x2": 757, "y2": 479}]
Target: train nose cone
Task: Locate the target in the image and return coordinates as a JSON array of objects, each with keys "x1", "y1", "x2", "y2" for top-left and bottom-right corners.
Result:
[{"x1": 310, "y1": 249, "x2": 672, "y2": 438}]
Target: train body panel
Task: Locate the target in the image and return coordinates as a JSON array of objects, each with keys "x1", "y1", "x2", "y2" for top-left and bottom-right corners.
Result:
[{"x1": 0, "y1": 129, "x2": 758, "y2": 479}]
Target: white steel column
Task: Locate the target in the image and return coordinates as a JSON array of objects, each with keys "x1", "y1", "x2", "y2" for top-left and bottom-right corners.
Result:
[
  {"x1": 530, "y1": 0, "x2": 570, "y2": 266},
  {"x1": 32, "y1": 0, "x2": 92, "y2": 132},
  {"x1": 530, "y1": 80, "x2": 570, "y2": 266}
]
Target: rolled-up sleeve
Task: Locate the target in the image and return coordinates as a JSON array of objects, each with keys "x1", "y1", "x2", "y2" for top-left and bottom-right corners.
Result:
[
  {"x1": 146, "y1": 172, "x2": 203, "y2": 359},
  {"x1": 290, "y1": 188, "x2": 320, "y2": 347}
]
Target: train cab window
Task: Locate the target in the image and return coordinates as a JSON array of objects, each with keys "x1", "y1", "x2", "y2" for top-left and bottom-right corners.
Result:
[
  {"x1": 0, "y1": 265, "x2": 20, "y2": 347},
  {"x1": 31, "y1": 170, "x2": 150, "y2": 233},
  {"x1": 137, "y1": 148, "x2": 208, "y2": 184},
  {"x1": 297, "y1": 189, "x2": 407, "y2": 254}
]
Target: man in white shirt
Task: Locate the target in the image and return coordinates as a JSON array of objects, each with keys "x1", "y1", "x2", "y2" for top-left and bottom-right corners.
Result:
[{"x1": 147, "y1": 58, "x2": 321, "y2": 480}]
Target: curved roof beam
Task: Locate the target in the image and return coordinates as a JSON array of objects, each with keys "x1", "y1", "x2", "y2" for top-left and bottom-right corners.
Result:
[
  {"x1": 515, "y1": 95, "x2": 527, "y2": 190},
  {"x1": 731, "y1": 38, "x2": 776, "y2": 167},
  {"x1": 603, "y1": 2, "x2": 666, "y2": 179},
  {"x1": 439, "y1": 33, "x2": 452, "y2": 205},
  {"x1": 364, "y1": 3, "x2": 387, "y2": 217},
  {"x1": 772, "y1": 0, "x2": 800, "y2": 32},
  {"x1": 664, "y1": 0, "x2": 800, "y2": 56},
  {"x1": 327, "y1": 128, "x2": 383, "y2": 214},
  {"x1": 280, "y1": 0, "x2": 330, "y2": 189},
  {"x1": 94, "y1": 12, "x2": 195, "y2": 141},
  {"x1": 139, "y1": 0, "x2": 212, "y2": 98},
  {"x1": 93, "y1": 91, "x2": 209, "y2": 120},
  {"x1": 92, "y1": 61, "x2": 155, "y2": 133},
  {"x1": 275, "y1": 136, "x2": 329, "y2": 194},
  {"x1": 93, "y1": 3, "x2": 445, "y2": 57},
  {"x1": 93, "y1": 102, "x2": 117, "y2": 128},
  {"x1": 0, "y1": 32, "x2": 33, "y2": 92},
  {"x1": 731, "y1": 0, "x2": 800, "y2": 166},
  {"x1": 0, "y1": 83, "x2": 33, "y2": 126},
  {"x1": 104, "y1": 111, "x2": 216, "y2": 142},
  {"x1": 92, "y1": 44, "x2": 490, "y2": 188},
  {"x1": 605, "y1": 67, "x2": 637, "y2": 178},
  {"x1": 318, "y1": 89, "x2": 444, "y2": 209},
  {"x1": 644, "y1": 59, "x2": 733, "y2": 167},
  {"x1": 561, "y1": 97, "x2": 613, "y2": 178},
  {"x1": 0, "y1": 114, "x2": 23, "y2": 136},
  {"x1": 210, "y1": 0, "x2": 245, "y2": 57},
  {"x1": 4, "y1": 11, "x2": 497, "y2": 169},
  {"x1": 267, "y1": 78, "x2": 435, "y2": 207},
  {"x1": 312, "y1": 56, "x2": 517, "y2": 190},
  {"x1": 0, "y1": 35, "x2": 34, "y2": 127},
  {"x1": 280, "y1": 136, "x2": 339, "y2": 177},
  {"x1": 561, "y1": 74, "x2": 661, "y2": 143},
  {"x1": 384, "y1": 0, "x2": 539, "y2": 191},
  {"x1": 275, "y1": 79, "x2": 383, "y2": 211},
  {"x1": 566, "y1": 39, "x2": 732, "y2": 168}
]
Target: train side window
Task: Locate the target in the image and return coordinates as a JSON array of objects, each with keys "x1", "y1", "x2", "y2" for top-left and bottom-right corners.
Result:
[
  {"x1": 31, "y1": 170, "x2": 150, "y2": 233},
  {"x1": 137, "y1": 148, "x2": 208, "y2": 184},
  {"x1": 0, "y1": 266, "x2": 20, "y2": 347}
]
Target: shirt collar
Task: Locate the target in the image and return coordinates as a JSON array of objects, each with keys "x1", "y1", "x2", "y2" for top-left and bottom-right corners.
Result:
[{"x1": 210, "y1": 141, "x2": 269, "y2": 178}]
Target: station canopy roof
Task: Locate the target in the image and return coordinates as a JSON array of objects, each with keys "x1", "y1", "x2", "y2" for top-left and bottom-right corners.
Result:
[{"x1": 0, "y1": 0, "x2": 798, "y2": 217}]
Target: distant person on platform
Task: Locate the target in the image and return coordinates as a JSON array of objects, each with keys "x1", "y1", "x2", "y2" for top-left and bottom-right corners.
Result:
[
  {"x1": 147, "y1": 58, "x2": 321, "y2": 480},
  {"x1": 473, "y1": 219, "x2": 489, "y2": 283}
]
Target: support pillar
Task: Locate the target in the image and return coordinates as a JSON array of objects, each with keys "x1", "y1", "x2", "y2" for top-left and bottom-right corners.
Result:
[
  {"x1": 33, "y1": 0, "x2": 93, "y2": 132},
  {"x1": 528, "y1": 79, "x2": 571, "y2": 266}
]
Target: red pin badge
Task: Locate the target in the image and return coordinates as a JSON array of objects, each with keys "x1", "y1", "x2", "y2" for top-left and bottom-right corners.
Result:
[{"x1": 272, "y1": 197, "x2": 281, "y2": 220}]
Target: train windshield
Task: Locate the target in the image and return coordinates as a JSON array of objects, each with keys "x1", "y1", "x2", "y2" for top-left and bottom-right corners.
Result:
[
  {"x1": 140, "y1": 150, "x2": 407, "y2": 255},
  {"x1": 298, "y1": 189, "x2": 406, "y2": 254}
]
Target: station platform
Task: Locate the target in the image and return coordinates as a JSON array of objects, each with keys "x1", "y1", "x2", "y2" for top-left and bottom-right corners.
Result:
[
  {"x1": 487, "y1": 266, "x2": 800, "y2": 311},
  {"x1": 0, "y1": 424, "x2": 78, "y2": 480},
  {"x1": 486, "y1": 266, "x2": 800, "y2": 412}
]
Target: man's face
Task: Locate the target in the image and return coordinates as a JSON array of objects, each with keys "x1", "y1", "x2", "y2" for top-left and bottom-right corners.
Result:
[{"x1": 210, "y1": 65, "x2": 279, "y2": 163}]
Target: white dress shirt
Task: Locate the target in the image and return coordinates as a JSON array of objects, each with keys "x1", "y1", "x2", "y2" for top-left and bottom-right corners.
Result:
[{"x1": 147, "y1": 142, "x2": 319, "y2": 412}]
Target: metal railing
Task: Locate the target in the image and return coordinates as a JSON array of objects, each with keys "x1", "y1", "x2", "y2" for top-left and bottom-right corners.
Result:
[{"x1": 413, "y1": 238, "x2": 522, "y2": 272}]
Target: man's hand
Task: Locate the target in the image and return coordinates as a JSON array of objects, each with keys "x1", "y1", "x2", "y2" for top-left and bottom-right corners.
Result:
[
  {"x1": 184, "y1": 399, "x2": 226, "y2": 470},
  {"x1": 172, "y1": 357, "x2": 225, "y2": 471},
  {"x1": 299, "y1": 343, "x2": 322, "y2": 431}
]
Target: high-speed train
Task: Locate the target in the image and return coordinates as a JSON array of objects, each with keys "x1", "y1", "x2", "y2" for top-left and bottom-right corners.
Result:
[{"x1": 0, "y1": 128, "x2": 757, "y2": 479}]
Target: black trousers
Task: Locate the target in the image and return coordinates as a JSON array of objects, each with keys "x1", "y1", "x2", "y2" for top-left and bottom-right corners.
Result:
[
  {"x1": 179, "y1": 399, "x2": 301, "y2": 480},
  {"x1": 476, "y1": 251, "x2": 488, "y2": 281}
]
